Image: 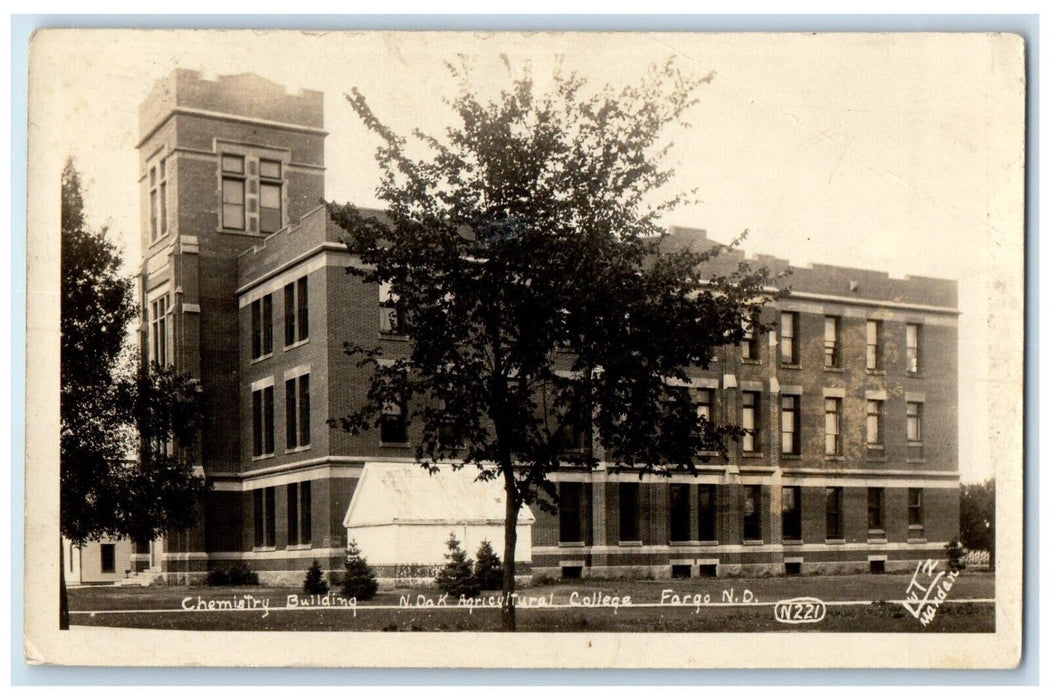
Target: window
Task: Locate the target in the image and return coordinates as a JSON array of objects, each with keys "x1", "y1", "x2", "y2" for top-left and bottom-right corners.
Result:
[
  {"x1": 619, "y1": 482, "x2": 640, "y2": 542},
  {"x1": 824, "y1": 316, "x2": 840, "y2": 368},
  {"x1": 250, "y1": 294, "x2": 274, "y2": 359},
  {"x1": 741, "y1": 317, "x2": 759, "y2": 361},
  {"x1": 907, "y1": 401, "x2": 923, "y2": 442},
  {"x1": 100, "y1": 544, "x2": 115, "y2": 574},
  {"x1": 252, "y1": 385, "x2": 275, "y2": 457},
  {"x1": 908, "y1": 488, "x2": 924, "y2": 529},
  {"x1": 780, "y1": 311, "x2": 798, "y2": 365},
  {"x1": 825, "y1": 487, "x2": 843, "y2": 540},
  {"x1": 866, "y1": 400, "x2": 883, "y2": 447},
  {"x1": 380, "y1": 389, "x2": 408, "y2": 444},
  {"x1": 158, "y1": 157, "x2": 168, "y2": 237},
  {"x1": 221, "y1": 155, "x2": 245, "y2": 230},
  {"x1": 253, "y1": 486, "x2": 276, "y2": 548},
  {"x1": 782, "y1": 486, "x2": 801, "y2": 540},
  {"x1": 743, "y1": 485, "x2": 762, "y2": 541},
  {"x1": 149, "y1": 294, "x2": 172, "y2": 367},
  {"x1": 379, "y1": 281, "x2": 405, "y2": 335},
  {"x1": 696, "y1": 388, "x2": 713, "y2": 423},
  {"x1": 669, "y1": 484, "x2": 691, "y2": 542},
  {"x1": 284, "y1": 277, "x2": 309, "y2": 345},
  {"x1": 150, "y1": 186, "x2": 158, "y2": 241},
  {"x1": 149, "y1": 160, "x2": 169, "y2": 243},
  {"x1": 781, "y1": 394, "x2": 800, "y2": 456},
  {"x1": 824, "y1": 397, "x2": 842, "y2": 456},
  {"x1": 259, "y1": 160, "x2": 283, "y2": 234},
  {"x1": 559, "y1": 482, "x2": 583, "y2": 543},
  {"x1": 906, "y1": 324, "x2": 922, "y2": 373},
  {"x1": 741, "y1": 391, "x2": 759, "y2": 453},
  {"x1": 287, "y1": 481, "x2": 312, "y2": 546},
  {"x1": 868, "y1": 487, "x2": 885, "y2": 531},
  {"x1": 285, "y1": 374, "x2": 311, "y2": 449},
  {"x1": 866, "y1": 320, "x2": 882, "y2": 371},
  {"x1": 698, "y1": 485, "x2": 717, "y2": 541}
]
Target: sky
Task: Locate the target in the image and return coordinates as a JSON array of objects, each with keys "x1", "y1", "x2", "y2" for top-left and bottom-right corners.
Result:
[{"x1": 27, "y1": 29, "x2": 1025, "y2": 483}]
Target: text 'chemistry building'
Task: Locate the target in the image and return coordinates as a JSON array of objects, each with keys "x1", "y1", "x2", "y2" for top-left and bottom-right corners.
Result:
[{"x1": 126, "y1": 70, "x2": 958, "y2": 585}]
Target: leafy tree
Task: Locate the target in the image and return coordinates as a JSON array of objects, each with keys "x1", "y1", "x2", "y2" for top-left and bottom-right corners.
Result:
[
  {"x1": 959, "y1": 478, "x2": 995, "y2": 569},
  {"x1": 473, "y1": 539, "x2": 504, "y2": 591},
  {"x1": 60, "y1": 159, "x2": 207, "y2": 627},
  {"x1": 328, "y1": 60, "x2": 779, "y2": 630},
  {"x1": 342, "y1": 539, "x2": 379, "y2": 600},
  {"x1": 303, "y1": 560, "x2": 330, "y2": 595},
  {"x1": 435, "y1": 532, "x2": 480, "y2": 599}
]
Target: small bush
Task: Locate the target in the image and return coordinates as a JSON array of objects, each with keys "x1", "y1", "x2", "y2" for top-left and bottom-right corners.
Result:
[
  {"x1": 435, "y1": 532, "x2": 480, "y2": 599},
  {"x1": 342, "y1": 540, "x2": 379, "y2": 601},
  {"x1": 945, "y1": 538, "x2": 968, "y2": 572},
  {"x1": 206, "y1": 563, "x2": 259, "y2": 586},
  {"x1": 303, "y1": 560, "x2": 330, "y2": 594},
  {"x1": 473, "y1": 540, "x2": 504, "y2": 591}
]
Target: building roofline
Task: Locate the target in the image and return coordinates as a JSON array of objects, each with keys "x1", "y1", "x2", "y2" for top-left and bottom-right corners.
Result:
[{"x1": 136, "y1": 106, "x2": 329, "y2": 149}]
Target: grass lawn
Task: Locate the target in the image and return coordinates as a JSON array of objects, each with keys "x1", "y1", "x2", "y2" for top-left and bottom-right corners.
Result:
[{"x1": 69, "y1": 570, "x2": 995, "y2": 633}]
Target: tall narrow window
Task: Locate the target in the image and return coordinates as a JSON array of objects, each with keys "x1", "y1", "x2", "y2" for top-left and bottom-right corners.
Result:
[
  {"x1": 285, "y1": 374, "x2": 311, "y2": 450},
  {"x1": 698, "y1": 485, "x2": 717, "y2": 541},
  {"x1": 221, "y1": 155, "x2": 246, "y2": 230},
  {"x1": 259, "y1": 160, "x2": 283, "y2": 234},
  {"x1": 696, "y1": 389, "x2": 713, "y2": 422},
  {"x1": 781, "y1": 394, "x2": 800, "y2": 456},
  {"x1": 866, "y1": 400, "x2": 883, "y2": 447},
  {"x1": 159, "y1": 157, "x2": 168, "y2": 236},
  {"x1": 669, "y1": 484, "x2": 691, "y2": 542},
  {"x1": 780, "y1": 311, "x2": 798, "y2": 365},
  {"x1": 618, "y1": 482, "x2": 640, "y2": 542},
  {"x1": 379, "y1": 281, "x2": 404, "y2": 335},
  {"x1": 559, "y1": 482, "x2": 583, "y2": 543},
  {"x1": 743, "y1": 485, "x2": 762, "y2": 541},
  {"x1": 907, "y1": 401, "x2": 923, "y2": 442},
  {"x1": 149, "y1": 165, "x2": 160, "y2": 242},
  {"x1": 906, "y1": 324, "x2": 922, "y2": 373},
  {"x1": 284, "y1": 277, "x2": 309, "y2": 346},
  {"x1": 824, "y1": 316, "x2": 840, "y2": 368},
  {"x1": 380, "y1": 388, "x2": 408, "y2": 444},
  {"x1": 741, "y1": 317, "x2": 759, "y2": 361},
  {"x1": 150, "y1": 294, "x2": 171, "y2": 367},
  {"x1": 825, "y1": 487, "x2": 843, "y2": 540},
  {"x1": 908, "y1": 488, "x2": 925, "y2": 531},
  {"x1": 741, "y1": 391, "x2": 759, "y2": 454},
  {"x1": 252, "y1": 385, "x2": 275, "y2": 457},
  {"x1": 868, "y1": 487, "x2": 885, "y2": 532},
  {"x1": 287, "y1": 481, "x2": 312, "y2": 546},
  {"x1": 824, "y1": 397, "x2": 842, "y2": 456},
  {"x1": 782, "y1": 486, "x2": 802, "y2": 540},
  {"x1": 250, "y1": 294, "x2": 273, "y2": 359},
  {"x1": 866, "y1": 320, "x2": 881, "y2": 371},
  {"x1": 253, "y1": 487, "x2": 276, "y2": 548}
]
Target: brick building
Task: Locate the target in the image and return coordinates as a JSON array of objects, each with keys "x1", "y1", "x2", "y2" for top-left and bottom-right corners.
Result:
[{"x1": 135, "y1": 70, "x2": 959, "y2": 584}]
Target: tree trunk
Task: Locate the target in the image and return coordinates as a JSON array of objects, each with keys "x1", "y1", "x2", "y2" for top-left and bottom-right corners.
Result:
[
  {"x1": 501, "y1": 471, "x2": 520, "y2": 632},
  {"x1": 59, "y1": 537, "x2": 69, "y2": 630}
]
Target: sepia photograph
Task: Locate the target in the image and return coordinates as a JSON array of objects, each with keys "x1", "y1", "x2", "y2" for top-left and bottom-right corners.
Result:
[{"x1": 22, "y1": 27, "x2": 1025, "y2": 668}]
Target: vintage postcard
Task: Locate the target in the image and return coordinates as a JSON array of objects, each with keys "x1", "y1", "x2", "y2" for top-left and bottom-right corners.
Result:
[{"x1": 23, "y1": 28, "x2": 1025, "y2": 668}]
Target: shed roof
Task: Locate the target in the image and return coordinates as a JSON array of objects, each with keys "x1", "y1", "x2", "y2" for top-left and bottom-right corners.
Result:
[{"x1": 343, "y1": 462, "x2": 536, "y2": 529}]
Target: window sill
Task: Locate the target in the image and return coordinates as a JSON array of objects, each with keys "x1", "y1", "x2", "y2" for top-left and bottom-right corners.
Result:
[
  {"x1": 669, "y1": 540, "x2": 701, "y2": 546},
  {"x1": 906, "y1": 372, "x2": 925, "y2": 379},
  {"x1": 618, "y1": 540, "x2": 643, "y2": 547},
  {"x1": 780, "y1": 363, "x2": 801, "y2": 370},
  {"x1": 823, "y1": 366, "x2": 843, "y2": 373},
  {"x1": 698, "y1": 540, "x2": 719, "y2": 546},
  {"x1": 867, "y1": 538, "x2": 888, "y2": 545},
  {"x1": 907, "y1": 538, "x2": 928, "y2": 545},
  {"x1": 251, "y1": 453, "x2": 275, "y2": 462},
  {"x1": 285, "y1": 445, "x2": 312, "y2": 455},
  {"x1": 253, "y1": 546, "x2": 277, "y2": 553},
  {"x1": 287, "y1": 544, "x2": 313, "y2": 551},
  {"x1": 558, "y1": 541, "x2": 585, "y2": 548},
  {"x1": 825, "y1": 538, "x2": 846, "y2": 545},
  {"x1": 824, "y1": 455, "x2": 845, "y2": 461},
  {"x1": 781, "y1": 454, "x2": 802, "y2": 460},
  {"x1": 783, "y1": 538, "x2": 803, "y2": 545},
  {"x1": 741, "y1": 359, "x2": 762, "y2": 366},
  {"x1": 284, "y1": 338, "x2": 309, "y2": 351},
  {"x1": 250, "y1": 353, "x2": 274, "y2": 365},
  {"x1": 380, "y1": 441, "x2": 411, "y2": 449},
  {"x1": 866, "y1": 369, "x2": 886, "y2": 377},
  {"x1": 379, "y1": 333, "x2": 410, "y2": 342},
  {"x1": 741, "y1": 452, "x2": 764, "y2": 459},
  {"x1": 742, "y1": 539, "x2": 764, "y2": 546}
]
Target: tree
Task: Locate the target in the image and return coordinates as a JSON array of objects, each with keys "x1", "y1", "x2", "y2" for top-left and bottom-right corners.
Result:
[
  {"x1": 342, "y1": 540, "x2": 379, "y2": 600},
  {"x1": 473, "y1": 539, "x2": 504, "y2": 591},
  {"x1": 327, "y1": 60, "x2": 779, "y2": 630},
  {"x1": 435, "y1": 533, "x2": 480, "y2": 600},
  {"x1": 303, "y1": 560, "x2": 330, "y2": 595},
  {"x1": 959, "y1": 478, "x2": 995, "y2": 569},
  {"x1": 60, "y1": 159, "x2": 207, "y2": 627}
]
